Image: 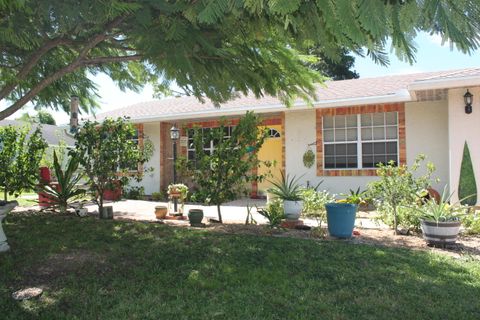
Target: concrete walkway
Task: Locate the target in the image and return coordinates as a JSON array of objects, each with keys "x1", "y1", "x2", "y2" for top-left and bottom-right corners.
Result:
[{"x1": 85, "y1": 199, "x2": 387, "y2": 229}]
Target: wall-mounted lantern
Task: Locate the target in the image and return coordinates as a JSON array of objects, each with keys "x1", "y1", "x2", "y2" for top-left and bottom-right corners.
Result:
[{"x1": 464, "y1": 89, "x2": 473, "y2": 114}]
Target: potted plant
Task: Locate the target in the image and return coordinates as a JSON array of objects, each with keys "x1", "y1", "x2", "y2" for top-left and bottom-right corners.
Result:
[
  {"x1": 167, "y1": 183, "x2": 189, "y2": 214},
  {"x1": 268, "y1": 172, "x2": 303, "y2": 220},
  {"x1": 415, "y1": 188, "x2": 468, "y2": 246},
  {"x1": 326, "y1": 190, "x2": 367, "y2": 238}
]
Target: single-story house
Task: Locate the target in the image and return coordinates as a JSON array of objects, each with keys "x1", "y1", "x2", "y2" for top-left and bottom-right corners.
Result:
[
  {"x1": 0, "y1": 120, "x2": 75, "y2": 147},
  {"x1": 94, "y1": 67, "x2": 480, "y2": 203}
]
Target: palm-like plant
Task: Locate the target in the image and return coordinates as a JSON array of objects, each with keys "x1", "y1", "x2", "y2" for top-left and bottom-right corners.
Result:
[
  {"x1": 267, "y1": 172, "x2": 303, "y2": 201},
  {"x1": 38, "y1": 151, "x2": 85, "y2": 214}
]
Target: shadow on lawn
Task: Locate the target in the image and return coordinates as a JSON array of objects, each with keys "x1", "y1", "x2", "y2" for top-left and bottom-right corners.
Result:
[{"x1": 1, "y1": 214, "x2": 479, "y2": 319}]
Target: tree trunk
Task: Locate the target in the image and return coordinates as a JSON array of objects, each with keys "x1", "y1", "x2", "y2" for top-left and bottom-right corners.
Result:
[
  {"x1": 393, "y1": 206, "x2": 398, "y2": 235},
  {"x1": 217, "y1": 204, "x2": 223, "y2": 224}
]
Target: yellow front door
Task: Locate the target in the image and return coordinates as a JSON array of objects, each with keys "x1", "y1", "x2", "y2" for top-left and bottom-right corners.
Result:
[{"x1": 257, "y1": 125, "x2": 282, "y2": 196}]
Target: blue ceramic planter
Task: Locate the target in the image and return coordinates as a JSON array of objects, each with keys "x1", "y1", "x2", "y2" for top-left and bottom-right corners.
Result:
[{"x1": 325, "y1": 203, "x2": 357, "y2": 238}]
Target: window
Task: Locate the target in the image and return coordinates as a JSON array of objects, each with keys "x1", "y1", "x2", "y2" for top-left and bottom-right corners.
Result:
[
  {"x1": 268, "y1": 128, "x2": 281, "y2": 138},
  {"x1": 187, "y1": 126, "x2": 235, "y2": 161},
  {"x1": 323, "y1": 112, "x2": 398, "y2": 169}
]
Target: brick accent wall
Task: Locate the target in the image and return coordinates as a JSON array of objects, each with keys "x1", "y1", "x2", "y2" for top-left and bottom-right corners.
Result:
[{"x1": 316, "y1": 103, "x2": 406, "y2": 176}]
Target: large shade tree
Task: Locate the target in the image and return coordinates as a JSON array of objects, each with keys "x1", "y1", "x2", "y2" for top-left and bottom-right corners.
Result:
[{"x1": 0, "y1": 0, "x2": 479, "y2": 120}]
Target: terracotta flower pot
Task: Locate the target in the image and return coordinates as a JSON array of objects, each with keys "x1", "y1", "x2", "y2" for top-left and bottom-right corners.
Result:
[{"x1": 155, "y1": 206, "x2": 168, "y2": 219}]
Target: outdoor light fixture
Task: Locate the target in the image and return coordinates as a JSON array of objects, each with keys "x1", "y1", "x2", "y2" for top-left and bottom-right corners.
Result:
[
  {"x1": 170, "y1": 124, "x2": 179, "y2": 212},
  {"x1": 464, "y1": 89, "x2": 473, "y2": 114}
]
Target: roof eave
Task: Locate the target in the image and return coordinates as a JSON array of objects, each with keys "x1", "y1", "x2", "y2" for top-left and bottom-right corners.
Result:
[
  {"x1": 128, "y1": 90, "x2": 413, "y2": 124},
  {"x1": 408, "y1": 75, "x2": 480, "y2": 91}
]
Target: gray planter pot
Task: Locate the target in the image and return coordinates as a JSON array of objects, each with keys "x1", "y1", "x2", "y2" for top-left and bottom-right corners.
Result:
[
  {"x1": 0, "y1": 201, "x2": 18, "y2": 252},
  {"x1": 100, "y1": 206, "x2": 114, "y2": 219},
  {"x1": 420, "y1": 219, "x2": 461, "y2": 245},
  {"x1": 283, "y1": 200, "x2": 303, "y2": 220}
]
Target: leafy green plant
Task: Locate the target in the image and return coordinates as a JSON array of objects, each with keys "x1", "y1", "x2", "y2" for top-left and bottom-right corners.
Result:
[
  {"x1": 268, "y1": 172, "x2": 303, "y2": 201},
  {"x1": 38, "y1": 151, "x2": 86, "y2": 214},
  {"x1": 0, "y1": 125, "x2": 48, "y2": 200},
  {"x1": 338, "y1": 188, "x2": 369, "y2": 205},
  {"x1": 151, "y1": 192, "x2": 165, "y2": 202},
  {"x1": 257, "y1": 199, "x2": 284, "y2": 228},
  {"x1": 413, "y1": 188, "x2": 467, "y2": 223},
  {"x1": 458, "y1": 142, "x2": 477, "y2": 206},
  {"x1": 187, "y1": 112, "x2": 269, "y2": 223},
  {"x1": 73, "y1": 117, "x2": 153, "y2": 214},
  {"x1": 462, "y1": 211, "x2": 480, "y2": 235},
  {"x1": 123, "y1": 186, "x2": 145, "y2": 200},
  {"x1": 300, "y1": 188, "x2": 334, "y2": 231},
  {"x1": 367, "y1": 155, "x2": 436, "y2": 234},
  {"x1": 167, "y1": 183, "x2": 189, "y2": 202}
]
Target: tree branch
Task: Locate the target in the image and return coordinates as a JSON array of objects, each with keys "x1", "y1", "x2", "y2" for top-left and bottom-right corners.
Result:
[
  {"x1": 0, "y1": 16, "x2": 129, "y2": 120},
  {"x1": 83, "y1": 54, "x2": 142, "y2": 65},
  {"x1": 0, "y1": 37, "x2": 71, "y2": 101}
]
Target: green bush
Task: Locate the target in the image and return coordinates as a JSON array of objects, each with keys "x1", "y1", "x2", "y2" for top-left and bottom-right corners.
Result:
[
  {"x1": 462, "y1": 212, "x2": 480, "y2": 235},
  {"x1": 258, "y1": 199, "x2": 284, "y2": 228},
  {"x1": 123, "y1": 186, "x2": 145, "y2": 200},
  {"x1": 458, "y1": 142, "x2": 477, "y2": 206},
  {"x1": 151, "y1": 192, "x2": 165, "y2": 201},
  {"x1": 367, "y1": 155, "x2": 435, "y2": 234},
  {"x1": 300, "y1": 188, "x2": 334, "y2": 226}
]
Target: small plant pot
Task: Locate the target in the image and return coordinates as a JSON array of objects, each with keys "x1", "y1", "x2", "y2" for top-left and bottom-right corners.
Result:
[
  {"x1": 75, "y1": 208, "x2": 88, "y2": 217},
  {"x1": 420, "y1": 220, "x2": 461, "y2": 245},
  {"x1": 155, "y1": 206, "x2": 168, "y2": 219},
  {"x1": 100, "y1": 206, "x2": 114, "y2": 219},
  {"x1": 326, "y1": 203, "x2": 357, "y2": 238},
  {"x1": 283, "y1": 200, "x2": 303, "y2": 220},
  {"x1": 188, "y1": 209, "x2": 204, "y2": 225}
]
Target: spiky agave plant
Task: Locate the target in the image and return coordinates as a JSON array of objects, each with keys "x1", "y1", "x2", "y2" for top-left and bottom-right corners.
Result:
[{"x1": 38, "y1": 151, "x2": 85, "y2": 214}]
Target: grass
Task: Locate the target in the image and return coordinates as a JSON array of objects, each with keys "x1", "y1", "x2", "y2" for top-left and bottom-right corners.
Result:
[
  {"x1": 5, "y1": 192, "x2": 37, "y2": 207},
  {"x1": 1, "y1": 214, "x2": 480, "y2": 319}
]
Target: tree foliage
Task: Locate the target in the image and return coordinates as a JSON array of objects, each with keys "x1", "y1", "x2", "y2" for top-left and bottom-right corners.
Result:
[
  {"x1": 1, "y1": 0, "x2": 479, "y2": 119},
  {"x1": 16, "y1": 111, "x2": 56, "y2": 125},
  {"x1": 37, "y1": 111, "x2": 56, "y2": 125},
  {"x1": 72, "y1": 117, "x2": 153, "y2": 213},
  {"x1": 0, "y1": 125, "x2": 48, "y2": 200},
  {"x1": 188, "y1": 112, "x2": 268, "y2": 223},
  {"x1": 307, "y1": 47, "x2": 359, "y2": 80}
]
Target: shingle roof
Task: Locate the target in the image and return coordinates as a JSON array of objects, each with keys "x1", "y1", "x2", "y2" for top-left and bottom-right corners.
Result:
[
  {"x1": 94, "y1": 67, "x2": 480, "y2": 122},
  {"x1": 0, "y1": 120, "x2": 75, "y2": 146}
]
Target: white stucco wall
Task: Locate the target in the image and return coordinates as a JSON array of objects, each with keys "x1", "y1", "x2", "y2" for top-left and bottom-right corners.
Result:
[
  {"x1": 405, "y1": 100, "x2": 449, "y2": 191},
  {"x1": 285, "y1": 101, "x2": 449, "y2": 195},
  {"x1": 130, "y1": 122, "x2": 161, "y2": 195},
  {"x1": 448, "y1": 87, "x2": 480, "y2": 203}
]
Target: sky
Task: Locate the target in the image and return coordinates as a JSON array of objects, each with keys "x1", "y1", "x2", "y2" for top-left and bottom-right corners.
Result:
[{"x1": 6, "y1": 32, "x2": 480, "y2": 125}]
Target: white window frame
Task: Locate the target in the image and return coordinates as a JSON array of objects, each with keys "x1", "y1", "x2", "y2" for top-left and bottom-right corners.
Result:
[
  {"x1": 322, "y1": 112, "x2": 399, "y2": 170},
  {"x1": 187, "y1": 126, "x2": 235, "y2": 161}
]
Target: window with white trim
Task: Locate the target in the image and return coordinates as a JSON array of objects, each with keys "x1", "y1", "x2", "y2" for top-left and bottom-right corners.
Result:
[
  {"x1": 323, "y1": 112, "x2": 398, "y2": 169},
  {"x1": 187, "y1": 126, "x2": 235, "y2": 161}
]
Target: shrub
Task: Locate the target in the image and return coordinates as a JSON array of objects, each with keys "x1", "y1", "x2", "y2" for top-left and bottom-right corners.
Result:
[
  {"x1": 258, "y1": 199, "x2": 284, "y2": 228},
  {"x1": 367, "y1": 155, "x2": 435, "y2": 234},
  {"x1": 0, "y1": 125, "x2": 47, "y2": 200},
  {"x1": 462, "y1": 212, "x2": 480, "y2": 235},
  {"x1": 458, "y1": 142, "x2": 477, "y2": 206},
  {"x1": 123, "y1": 186, "x2": 145, "y2": 200},
  {"x1": 151, "y1": 192, "x2": 165, "y2": 201},
  {"x1": 300, "y1": 188, "x2": 334, "y2": 229}
]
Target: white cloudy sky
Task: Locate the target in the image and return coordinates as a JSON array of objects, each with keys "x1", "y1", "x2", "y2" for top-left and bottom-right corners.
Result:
[{"x1": 5, "y1": 32, "x2": 480, "y2": 125}]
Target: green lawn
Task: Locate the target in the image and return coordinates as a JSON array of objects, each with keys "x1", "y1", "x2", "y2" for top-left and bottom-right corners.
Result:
[
  {"x1": 1, "y1": 214, "x2": 479, "y2": 319},
  {"x1": 5, "y1": 192, "x2": 37, "y2": 207}
]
